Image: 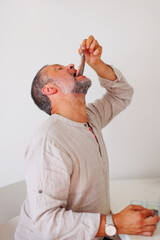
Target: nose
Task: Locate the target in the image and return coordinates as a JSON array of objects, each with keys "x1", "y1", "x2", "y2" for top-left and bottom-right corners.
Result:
[{"x1": 66, "y1": 64, "x2": 75, "y2": 70}]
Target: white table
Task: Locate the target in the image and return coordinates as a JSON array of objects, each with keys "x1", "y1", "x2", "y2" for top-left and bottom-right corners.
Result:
[{"x1": 110, "y1": 178, "x2": 160, "y2": 240}]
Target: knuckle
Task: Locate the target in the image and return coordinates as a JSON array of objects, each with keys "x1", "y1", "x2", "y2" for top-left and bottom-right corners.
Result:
[
  {"x1": 156, "y1": 216, "x2": 160, "y2": 223},
  {"x1": 136, "y1": 213, "x2": 143, "y2": 222},
  {"x1": 150, "y1": 215, "x2": 158, "y2": 224},
  {"x1": 137, "y1": 225, "x2": 143, "y2": 232},
  {"x1": 90, "y1": 42, "x2": 96, "y2": 49},
  {"x1": 129, "y1": 204, "x2": 134, "y2": 208},
  {"x1": 99, "y1": 46, "x2": 102, "y2": 52},
  {"x1": 149, "y1": 231, "x2": 154, "y2": 236},
  {"x1": 144, "y1": 232, "x2": 153, "y2": 236},
  {"x1": 152, "y1": 225, "x2": 156, "y2": 231},
  {"x1": 89, "y1": 35, "x2": 94, "y2": 39}
]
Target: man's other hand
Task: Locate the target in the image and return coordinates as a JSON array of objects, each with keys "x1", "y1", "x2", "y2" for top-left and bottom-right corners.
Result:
[
  {"x1": 78, "y1": 35, "x2": 102, "y2": 67},
  {"x1": 113, "y1": 204, "x2": 160, "y2": 237}
]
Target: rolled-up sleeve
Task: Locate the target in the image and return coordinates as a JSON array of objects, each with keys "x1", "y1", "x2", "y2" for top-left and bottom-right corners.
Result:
[
  {"x1": 87, "y1": 65, "x2": 134, "y2": 129},
  {"x1": 25, "y1": 136, "x2": 100, "y2": 240}
]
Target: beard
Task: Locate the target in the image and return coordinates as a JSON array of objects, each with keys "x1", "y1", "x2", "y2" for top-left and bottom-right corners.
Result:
[{"x1": 71, "y1": 77, "x2": 92, "y2": 94}]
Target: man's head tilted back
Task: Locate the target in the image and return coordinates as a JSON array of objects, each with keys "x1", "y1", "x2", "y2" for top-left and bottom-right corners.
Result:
[{"x1": 31, "y1": 64, "x2": 91, "y2": 115}]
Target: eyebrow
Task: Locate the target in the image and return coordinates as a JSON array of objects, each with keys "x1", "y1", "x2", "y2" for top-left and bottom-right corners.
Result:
[{"x1": 51, "y1": 64, "x2": 64, "y2": 70}]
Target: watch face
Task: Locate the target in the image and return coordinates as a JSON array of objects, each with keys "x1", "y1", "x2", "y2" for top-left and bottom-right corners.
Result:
[{"x1": 105, "y1": 225, "x2": 116, "y2": 236}]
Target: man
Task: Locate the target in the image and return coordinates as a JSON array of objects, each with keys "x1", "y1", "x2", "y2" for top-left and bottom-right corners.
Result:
[{"x1": 15, "y1": 36, "x2": 159, "y2": 240}]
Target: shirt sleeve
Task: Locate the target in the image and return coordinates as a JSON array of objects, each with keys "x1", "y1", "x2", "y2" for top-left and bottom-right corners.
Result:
[
  {"x1": 87, "y1": 65, "x2": 134, "y2": 129},
  {"x1": 25, "y1": 136, "x2": 100, "y2": 240}
]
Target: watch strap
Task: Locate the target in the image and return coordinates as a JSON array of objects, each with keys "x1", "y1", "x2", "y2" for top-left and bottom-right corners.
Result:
[{"x1": 106, "y1": 214, "x2": 114, "y2": 226}]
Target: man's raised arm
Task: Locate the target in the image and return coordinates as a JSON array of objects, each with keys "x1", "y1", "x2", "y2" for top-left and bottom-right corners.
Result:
[{"x1": 81, "y1": 35, "x2": 134, "y2": 129}]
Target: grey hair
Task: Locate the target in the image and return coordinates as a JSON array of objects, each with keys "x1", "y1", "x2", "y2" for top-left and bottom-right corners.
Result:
[{"x1": 31, "y1": 65, "x2": 52, "y2": 115}]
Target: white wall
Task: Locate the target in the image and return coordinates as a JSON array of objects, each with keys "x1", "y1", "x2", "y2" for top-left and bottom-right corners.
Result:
[{"x1": 0, "y1": 0, "x2": 160, "y2": 187}]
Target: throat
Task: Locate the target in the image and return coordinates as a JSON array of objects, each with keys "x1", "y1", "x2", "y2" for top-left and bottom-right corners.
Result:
[{"x1": 52, "y1": 94, "x2": 87, "y2": 123}]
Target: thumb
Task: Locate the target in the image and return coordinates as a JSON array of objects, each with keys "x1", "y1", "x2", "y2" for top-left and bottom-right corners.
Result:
[{"x1": 78, "y1": 47, "x2": 83, "y2": 56}]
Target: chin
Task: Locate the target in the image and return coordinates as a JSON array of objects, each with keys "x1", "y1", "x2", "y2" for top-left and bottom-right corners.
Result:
[
  {"x1": 72, "y1": 77, "x2": 92, "y2": 94},
  {"x1": 75, "y1": 75, "x2": 91, "y2": 83}
]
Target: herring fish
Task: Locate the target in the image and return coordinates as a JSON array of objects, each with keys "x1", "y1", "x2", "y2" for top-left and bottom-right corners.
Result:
[{"x1": 76, "y1": 49, "x2": 85, "y2": 77}]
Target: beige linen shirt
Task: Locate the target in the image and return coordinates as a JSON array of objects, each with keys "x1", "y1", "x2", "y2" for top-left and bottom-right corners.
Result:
[{"x1": 15, "y1": 66, "x2": 134, "y2": 240}]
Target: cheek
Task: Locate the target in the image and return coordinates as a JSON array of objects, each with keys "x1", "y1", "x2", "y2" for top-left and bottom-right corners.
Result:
[{"x1": 57, "y1": 76, "x2": 75, "y2": 94}]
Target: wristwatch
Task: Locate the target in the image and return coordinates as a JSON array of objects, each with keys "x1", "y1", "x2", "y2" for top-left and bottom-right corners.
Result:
[{"x1": 105, "y1": 214, "x2": 117, "y2": 237}]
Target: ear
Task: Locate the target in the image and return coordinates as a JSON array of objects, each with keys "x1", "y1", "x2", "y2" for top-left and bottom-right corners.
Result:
[{"x1": 42, "y1": 84, "x2": 58, "y2": 96}]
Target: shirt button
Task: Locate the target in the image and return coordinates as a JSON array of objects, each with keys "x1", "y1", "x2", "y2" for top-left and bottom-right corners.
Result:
[{"x1": 38, "y1": 190, "x2": 43, "y2": 194}]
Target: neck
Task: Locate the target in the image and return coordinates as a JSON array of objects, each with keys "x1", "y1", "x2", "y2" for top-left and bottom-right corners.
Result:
[{"x1": 51, "y1": 93, "x2": 87, "y2": 123}]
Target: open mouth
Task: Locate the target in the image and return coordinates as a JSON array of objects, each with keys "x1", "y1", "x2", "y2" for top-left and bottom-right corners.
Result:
[{"x1": 73, "y1": 72, "x2": 85, "y2": 79}]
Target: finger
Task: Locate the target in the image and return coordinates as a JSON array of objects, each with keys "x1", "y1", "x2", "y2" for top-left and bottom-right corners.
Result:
[
  {"x1": 129, "y1": 204, "x2": 145, "y2": 210},
  {"x1": 78, "y1": 48, "x2": 82, "y2": 55},
  {"x1": 86, "y1": 35, "x2": 94, "y2": 49},
  {"x1": 89, "y1": 39, "x2": 99, "y2": 52},
  {"x1": 138, "y1": 231, "x2": 154, "y2": 236},
  {"x1": 140, "y1": 209, "x2": 153, "y2": 218},
  {"x1": 93, "y1": 46, "x2": 102, "y2": 56},
  {"x1": 144, "y1": 215, "x2": 160, "y2": 225},
  {"x1": 142, "y1": 225, "x2": 156, "y2": 232},
  {"x1": 81, "y1": 39, "x2": 87, "y2": 50}
]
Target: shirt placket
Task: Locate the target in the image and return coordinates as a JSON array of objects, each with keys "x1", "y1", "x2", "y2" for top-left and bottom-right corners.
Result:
[{"x1": 84, "y1": 123, "x2": 102, "y2": 157}]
